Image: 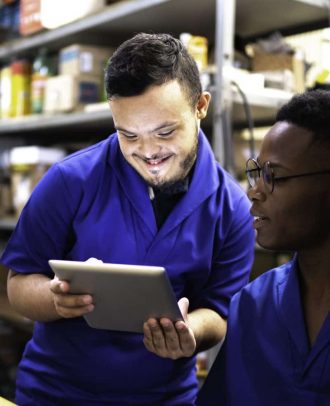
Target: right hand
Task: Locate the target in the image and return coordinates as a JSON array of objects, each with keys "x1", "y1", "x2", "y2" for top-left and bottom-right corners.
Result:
[{"x1": 49, "y1": 276, "x2": 94, "y2": 319}]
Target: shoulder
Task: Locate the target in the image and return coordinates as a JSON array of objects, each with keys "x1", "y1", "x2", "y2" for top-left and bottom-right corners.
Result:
[
  {"x1": 214, "y1": 165, "x2": 252, "y2": 226},
  {"x1": 28, "y1": 134, "x2": 117, "y2": 206},
  {"x1": 55, "y1": 134, "x2": 116, "y2": 181},
  {"x1": 231, "y1": 261, "x2": 292, "y2": 310}
]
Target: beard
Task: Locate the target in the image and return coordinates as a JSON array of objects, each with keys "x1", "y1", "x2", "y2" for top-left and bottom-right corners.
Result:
[{"x1": 147, "y1": 132, "x2": 198, "y2": 191}]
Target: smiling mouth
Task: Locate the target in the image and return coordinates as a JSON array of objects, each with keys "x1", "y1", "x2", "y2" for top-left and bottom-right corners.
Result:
[
  {"x1": 143, "y1": 156, "x2": 172, "y2": 166},
  {"x1": 252, "y1": 216, "x2": 269, "y2": 229}
]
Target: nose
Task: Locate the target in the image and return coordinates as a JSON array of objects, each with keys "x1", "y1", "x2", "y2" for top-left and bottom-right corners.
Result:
[
  {"x1": 247, "y1": 179, "x2": 266, "y2": 202},
  {"x1": 138, "y1": 136, "x2": 161, "y2": 159}
]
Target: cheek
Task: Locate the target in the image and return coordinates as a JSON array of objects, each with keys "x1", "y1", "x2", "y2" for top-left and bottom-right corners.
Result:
[
  {"x1": 118, "y1": 139, "x2": 134, "y2": 157},
  {"x1": 272, "y1": 193, "x2": 323, "y2": 246}
]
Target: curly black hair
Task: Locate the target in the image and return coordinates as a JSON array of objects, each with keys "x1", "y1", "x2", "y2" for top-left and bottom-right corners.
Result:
[
  {"x1": 104, "y1": 33, "x2": 202, "y2": 108},
  {"x1": 276, "y1": 89, "x2": 330, "y2": 144}
]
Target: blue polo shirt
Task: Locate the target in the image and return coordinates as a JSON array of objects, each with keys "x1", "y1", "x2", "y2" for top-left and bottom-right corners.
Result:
[
  {"x1": 199, "y1": 258, "x2": 330, "y2": 405},
  {"x1": 1, "y1": 131, "x2": 254, "y2": 405}
]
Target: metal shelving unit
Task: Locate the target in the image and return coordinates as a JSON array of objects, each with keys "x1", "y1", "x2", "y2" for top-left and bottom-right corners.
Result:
[
  {"x1": 0, "y1": 0, "x2": 216, "y2": 60},
  {"x1": 219, "y1": 0, "x2": 329, "y2": 170},
  {"x1": 0, "y1": 0, "x2": 329, "y2": 383},
  {"x1": 0, "y1": 0, "x2": 328, "y2": 152}
]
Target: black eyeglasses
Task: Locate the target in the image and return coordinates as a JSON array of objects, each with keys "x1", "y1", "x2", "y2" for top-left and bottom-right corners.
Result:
[{"x1": 245, "y1": 158, "x2": 330, "y2": 193}]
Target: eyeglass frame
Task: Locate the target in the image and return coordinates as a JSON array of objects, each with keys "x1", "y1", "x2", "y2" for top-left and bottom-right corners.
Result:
[{"x1": 245, "y1": 158, "x2": 330, "y2": 193}]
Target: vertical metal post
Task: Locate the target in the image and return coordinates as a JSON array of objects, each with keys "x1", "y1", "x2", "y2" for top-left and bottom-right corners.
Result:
[{"x1": 213, "y1": 0, "x2": 236, "y2": 171}]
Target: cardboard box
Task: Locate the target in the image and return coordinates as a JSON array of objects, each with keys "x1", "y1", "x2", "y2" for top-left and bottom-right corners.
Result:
[
  {"x1": 44, "y1": 74, "x2": 102, "y2": 113},
  {"x1": 250, "y1": 49, "x2": 294, "y2": 72},
  {"x1": 247, "y1": 45, "x2": 305, "y2": 92},
  {"x1": 10, "y1": 146, "x2": 65, "y2": 217},
  {"x1": 59, "y1": 44, "x2": 112, "y2": 77},
  {"x1": 19, "y1": 0, "x2": 44, "y2": 36}
]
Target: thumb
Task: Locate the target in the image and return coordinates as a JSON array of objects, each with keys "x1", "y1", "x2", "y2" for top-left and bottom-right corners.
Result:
[{"x1": 178, "y1": 297, "x2": 189, "y2": 321}]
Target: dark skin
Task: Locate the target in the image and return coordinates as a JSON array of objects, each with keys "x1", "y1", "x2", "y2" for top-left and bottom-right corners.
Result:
[{"x1": 248, "y1": 121, "x2": 330, "y2": 347}]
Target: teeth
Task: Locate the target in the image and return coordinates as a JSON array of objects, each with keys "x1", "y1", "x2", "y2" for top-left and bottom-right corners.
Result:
[{"x1": 148, "y1": 160, "x2": 161, "y2": 165}]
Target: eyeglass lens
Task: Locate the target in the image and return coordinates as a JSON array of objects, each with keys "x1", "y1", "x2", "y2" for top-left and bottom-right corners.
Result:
[
  {"x1": 246, "y1": 159, "x2": 273, "y2": 192},
  {"x1": 246, "y1": 159, "x2": 260, "y2": 187}
]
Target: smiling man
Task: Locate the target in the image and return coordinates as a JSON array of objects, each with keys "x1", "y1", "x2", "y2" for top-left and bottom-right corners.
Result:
[
  {"x1": 198, "y1": 89, "x2": 330, "y2": 406},
  {"x1": 1, "y1": 33, "x2": 254, "y2": 405}
]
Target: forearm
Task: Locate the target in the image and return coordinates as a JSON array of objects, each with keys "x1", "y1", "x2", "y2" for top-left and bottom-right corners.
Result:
[
  {"x1": 7, "y1": 270, "x2": 60, "y2": 322},
  {"x1": 188, "y1": 308, "x2": 227, "y2": 352}
]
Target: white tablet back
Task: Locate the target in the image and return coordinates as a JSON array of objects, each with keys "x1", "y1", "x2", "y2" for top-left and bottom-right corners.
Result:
[{"x1": 48, "y1": 260, "x2": 183, "y2": 333}]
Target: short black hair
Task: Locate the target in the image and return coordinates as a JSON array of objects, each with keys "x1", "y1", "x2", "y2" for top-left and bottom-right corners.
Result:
[
  {"x1": 276, "y1": 89, "x2": 330, "y2": 144},
  {"x1": 104, "y1": 32, "x2": 202, "y2": 108}
]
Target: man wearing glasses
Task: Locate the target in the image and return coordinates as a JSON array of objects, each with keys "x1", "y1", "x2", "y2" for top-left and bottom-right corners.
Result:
[{"x1": 198, "y1": 89, "x2": 330, "y2": 405}]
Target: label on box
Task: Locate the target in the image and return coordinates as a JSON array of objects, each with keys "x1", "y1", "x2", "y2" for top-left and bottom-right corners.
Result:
[
  {"x1": 80, "y1": 52, "x2": 93, "y2": 73},
  {"x1": 79, "y1": 82, "x2": 99, "y2": 103}
]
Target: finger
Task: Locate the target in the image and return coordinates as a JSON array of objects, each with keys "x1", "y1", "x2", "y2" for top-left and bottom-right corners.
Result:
[
  {"x1": 54, "y1": 293, "x2": 93, "y2": 309},
  {"x1": 175, "y1": 320, "x2": 196, "y2": 356},
  {"x1": 159, "y1": 318, "x2": 180, "y2": 353},
  {"x1": 86, "y1": 257, "x2": 103, "y2": 264},
  {"x1": 49, "y1": 277, "x2": 70, "y2": 294},
  {"x1": 143, "y1": 318, "x2": 166, "y2": 355},
  {"x1": 143, "y1": 321, "x2": 156, "y2": 353},
  {"x1": 144, "y1": 318, "x2": 167, "y2": 355},
  {"x1": 178, "y1": 297, "x2": 189, "y2": 320},
  {"x1": 54, "y1": 295, "x2": 94, "y2": 318},
  {"x1": 56, "y1": 302, "x2": 94, "y2": 318}
]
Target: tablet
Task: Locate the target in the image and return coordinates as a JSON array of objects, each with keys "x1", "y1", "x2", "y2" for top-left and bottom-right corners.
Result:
[{"x1": 48, "y1": 259, "x2": 183, "y2": 333}]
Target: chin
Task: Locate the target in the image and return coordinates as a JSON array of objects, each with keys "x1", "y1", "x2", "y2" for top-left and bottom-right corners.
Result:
[
  {"x1": 257, "y1": 236, "x2": 293, "y2": 253},
  {"x1": 256, "y1": 235, "x2": 279, "y2": 251}
]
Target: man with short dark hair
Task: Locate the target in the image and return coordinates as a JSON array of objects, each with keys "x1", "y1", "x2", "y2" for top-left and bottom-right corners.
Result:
[
  {"x1": 1, "y1": 33, "x2": 254, "y2": 405},
  {"x1": 198, "y1": 89, "x2": 330, "y2": 405}
]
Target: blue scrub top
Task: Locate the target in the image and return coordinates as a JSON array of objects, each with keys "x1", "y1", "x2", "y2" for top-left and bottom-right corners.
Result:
[
  {"x1": 1, "y1": 131, "x2": 255, "y2": 405},
  {"x1": 199, "y1": 257, "x2": 330, "y2": 406}
]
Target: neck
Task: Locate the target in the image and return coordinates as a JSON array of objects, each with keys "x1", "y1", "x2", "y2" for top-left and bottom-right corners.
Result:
[{"x1": 297, "y1": 244, "x2": 330, "y2": 295}]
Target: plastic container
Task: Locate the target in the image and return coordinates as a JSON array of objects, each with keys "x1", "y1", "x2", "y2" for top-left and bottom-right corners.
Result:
[
  {"x1": 40, "y1": 0, "x2": 105, "y2": 29},
  {"x1": 11, "y1": 60, "x2": 31, "y2": 117},
  {"x1": 0, "y1": 66, "x2": 12, "y2": 118},
  {"x1": 187, "y1": 35, "x2": 208, "y2": 72}
]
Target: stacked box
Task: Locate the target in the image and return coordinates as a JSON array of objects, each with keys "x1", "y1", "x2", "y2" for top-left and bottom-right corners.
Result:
[
  {"x1": 44, "y1": 74, "x2": 102, "y2": 113},
  {"x1": 19, "y1": 0, "x2": 43, "y2": 36},
  {"x1": 10, "y1": 146, "x2": 66, "y2": 217},
  {"x1": 59, "y1": 44, "x2": 112, "y2": 77}
]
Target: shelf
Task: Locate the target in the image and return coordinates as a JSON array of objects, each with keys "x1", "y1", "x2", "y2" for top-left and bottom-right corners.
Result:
[
  {"x1": 232, "y1": 88, "x2": 293, "y2": 126},
  {"x1": 0, "y1": 98, "x2": 215, "y2": 137},
  {"x1": 0, "y1": 0, "x2": 325, "y2": 61},
  {"x1": 235, "y1": 0, "x2": 329, "y2": 41},
  {"x1": 0, "y1": 109, "x2": 113, "y2": 136},
  {"x1": 0, "y1": 0, "x2": 216, "y2": 60},
  {"x1": 0, "y1": 217, "x2": 16, "y2": 231}
]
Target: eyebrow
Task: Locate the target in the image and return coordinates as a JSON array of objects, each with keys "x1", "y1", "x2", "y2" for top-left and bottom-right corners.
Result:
[
  {"x1": 256, "y1": 158, "x2": 291, "y2": 172},
  {"x1": 116, "y1": 121, "x2": 179, "y2": 135}
]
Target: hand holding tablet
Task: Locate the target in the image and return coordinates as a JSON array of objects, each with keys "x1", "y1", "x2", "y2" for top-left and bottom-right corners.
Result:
[{"x1": 48, "y1": 259, "x2": 183, "y2": 333}]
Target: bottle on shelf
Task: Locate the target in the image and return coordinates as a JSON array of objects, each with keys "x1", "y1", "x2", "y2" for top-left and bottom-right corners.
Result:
[
  {"x1": 31, "y1": 48, "x2": 56, "y2": 114},
  {"x1": 0, "y1": 65, "x2": 12, "y2": 118},
  {"x1": 10, "y1": 59, "x2": 31, "y2": 117}
]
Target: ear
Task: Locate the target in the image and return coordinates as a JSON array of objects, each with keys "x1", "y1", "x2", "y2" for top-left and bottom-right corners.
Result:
[{"x1": 196, "y1": 91, "x2": 211, "y2": 119}]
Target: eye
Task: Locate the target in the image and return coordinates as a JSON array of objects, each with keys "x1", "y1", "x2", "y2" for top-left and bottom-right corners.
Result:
[
  {"x1": 158, "y1": 129, "x2": 175, "y2": 138},
  {"x1": 118, "y1": 131, "x2": 137, "y2": 140}
]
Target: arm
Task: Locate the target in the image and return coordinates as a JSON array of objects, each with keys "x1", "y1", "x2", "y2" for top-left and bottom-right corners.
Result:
[
  {"x1": 7, "y1": 270, "x2": 94, "y2": 322},
  {"x1": 143, "y1": 297, "x2": 226, "y2": 359},
  {"x1": 144, "y1": 190, "x2": 254, "y2": 359}
]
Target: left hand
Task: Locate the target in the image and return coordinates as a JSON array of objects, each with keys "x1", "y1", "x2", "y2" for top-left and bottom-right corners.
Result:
[{"x1": 143, "y1": 297, "x2": 196, "y2": 359}]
